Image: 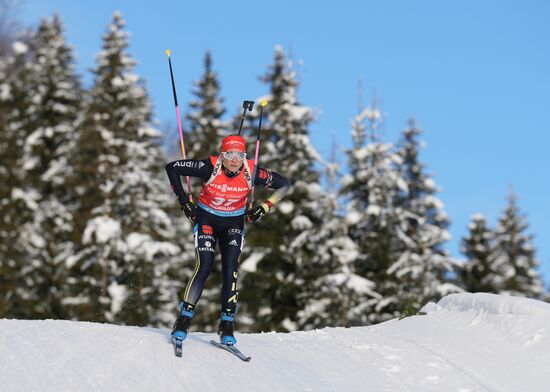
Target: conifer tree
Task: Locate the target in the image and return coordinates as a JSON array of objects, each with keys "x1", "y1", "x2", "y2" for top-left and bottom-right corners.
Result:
[
  {"x1": 0, "y1": 31, "x2": 35, "y2": 317},
  {"x1": 296, "y1": 190, "x2": 380, "y2": 329},
  {"x1": 389, "y1": 119, "x2": 459, "y2": 314},
  {"x1": 0, "y1": 15, "x2": 81, "y2": 319},
  {"x1": 458, "y1": 213, "x2": 499, "y2": 293},
  {"x1": 341, "y1": 103, "x2": 407, "y2": 323},
  {"x1": 185, "y1": 50, "x2": 225, "y2": 158},
  {"x1": 67, "y1": 12, "x2": 192, "y2": 326},
  {"x1": 492, "y1": 189, "x2": 543, "y2": 298},
  {"x1": 240, "y1": 46, "x2": 327, "y2": 332}
]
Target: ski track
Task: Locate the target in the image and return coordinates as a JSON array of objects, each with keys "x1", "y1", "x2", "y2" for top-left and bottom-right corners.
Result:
[
  {"x1": 329, "y1": 327, "x2": 497, "y2": 392},
  {"x1": 369, "y1": 329, "x2": 502, "y2": 392}
]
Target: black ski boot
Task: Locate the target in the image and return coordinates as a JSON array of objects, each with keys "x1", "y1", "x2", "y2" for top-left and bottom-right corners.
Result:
[
  {"x1": 218, "y1": 308, "x2": 236, "y2": 346},
  {"x1": 171, "y1": 301, "x2": 194, "y2": 342}
]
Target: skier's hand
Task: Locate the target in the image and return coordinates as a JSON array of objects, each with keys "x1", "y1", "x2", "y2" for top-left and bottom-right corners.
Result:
[
  {"x1": 180, "y1": 199, "x2": 198, "y2": 223},
  {"x1": 245, "y1": 201, "x2": 273, "y2": 224}
]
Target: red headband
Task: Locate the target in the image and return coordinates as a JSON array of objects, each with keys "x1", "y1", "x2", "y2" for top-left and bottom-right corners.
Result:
[{"x1": 221, "y1": 135, "x2": 246, "y2": 152}]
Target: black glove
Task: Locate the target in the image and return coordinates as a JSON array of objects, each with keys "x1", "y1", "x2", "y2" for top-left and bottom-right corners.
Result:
[
  {"x1": 180, "y1": 199, "x2": 198, "y2": 223},
  {"x1": 245, "y1": 201, "x2": 272, "y2": 224}
]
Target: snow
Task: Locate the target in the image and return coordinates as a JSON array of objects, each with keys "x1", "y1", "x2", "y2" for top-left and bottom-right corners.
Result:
[
  {"x1": 291, "y1": 215, "x2": 313, "y2": 230},
  {"x1": 366, "y1": 204, "x2": 381, "y2": 216},
  {"x1": 82, "y1": 216, "x2": 121, "y2": 244},
  {"x1": 12, "y1": 41, "x2": 28, "y2": 54},
  {"x1": 11, "y1": 188, "x2": 39, "y2": 210},
  {"x1": 0, "y1": 83, "x2": 10, "y2": 100},
  {"x1": 1, "y1": 292, "x2": 549, "y2": 391},
  {"x1": 240, "y1": 251, "x2": 266, "y2": 272},
  {"x1": 277, "y1": 200, "x2": 294, "y2": 214},
  {"x1": 108, "y1": 281, "x2": 127, "y2": 315},
  {"x1": 345, "y1": 210, "x2": 362, "y2": 225}
]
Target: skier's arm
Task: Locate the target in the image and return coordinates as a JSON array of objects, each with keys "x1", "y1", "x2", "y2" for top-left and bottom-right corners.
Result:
[
  {"x1": 165, "y1": 159, "x2": 213, "y2": 204},
  {"x1": 246, "y1": 168, "x2": 291, "y2": 222}
]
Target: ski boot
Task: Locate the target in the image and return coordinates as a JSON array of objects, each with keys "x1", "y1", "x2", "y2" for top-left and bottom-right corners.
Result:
[
  {"x1": 218, "y1": 308, "x2": 237, "y2": 346},
  {"x1": 171, "y1": 301, "x2": 194, "y2": 342}
]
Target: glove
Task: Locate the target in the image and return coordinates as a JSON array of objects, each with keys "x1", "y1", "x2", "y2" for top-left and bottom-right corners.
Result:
[
  {"x1": 180, "y1": 199, "x2": 198, "y2": 223},
  {"x1": 245, "y1": 201, "x2": 273, "y2": 224}
]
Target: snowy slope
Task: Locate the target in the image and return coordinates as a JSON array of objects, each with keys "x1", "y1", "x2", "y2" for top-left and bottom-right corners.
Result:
[{"x1": 1, "y1": 293, "x2": 549, "y2": 392}]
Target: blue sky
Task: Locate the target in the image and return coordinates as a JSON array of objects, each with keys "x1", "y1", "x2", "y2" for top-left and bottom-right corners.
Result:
[{"x1": 18, "y1": 0, "x2": 550, "y2": 284}]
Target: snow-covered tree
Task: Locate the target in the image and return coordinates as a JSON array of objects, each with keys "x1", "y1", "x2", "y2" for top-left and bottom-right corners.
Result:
[
  {"x1": 492, "y1": 189, "x2": 543, "y2": 298},
  {"x1": 185, "y1": 50, "x2": 225, "y2": 158},
  {"x1": 0, "y1": 15, "x2": 82, "y2": 319},
  {"x1": 66, "y1": 12, "x2": 192, "y2": 326},
  {"x1": 239, "y1": 46, "x2": 329, "y2": 332},
  {"x1": 0, "y1": 31, "x2": 35, "y2": 317},
  {"x1": 458, "y1": 213, "x2": 500, "y2": 293},
  {"x1": 341, "y1": 104, "x2": 407, "y2": 323},
  {"x1": 390, "y1": 119, "x2": 459, "y2": 314},
  {"x1": 296, "y1": 189, "x2": 380, "y2": 329},
  {"x1": 342, "y1": 110, "x2": 460, "y2": 322}
]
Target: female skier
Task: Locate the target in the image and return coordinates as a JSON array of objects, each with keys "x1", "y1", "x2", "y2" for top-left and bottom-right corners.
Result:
[{"x1": 165, "y1": 134, "x2": 290, "y2": 345}]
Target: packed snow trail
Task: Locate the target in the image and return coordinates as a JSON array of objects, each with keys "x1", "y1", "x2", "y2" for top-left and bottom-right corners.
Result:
[{"x1": 1, "y1": 293, "x2": 549, "y2": 391}]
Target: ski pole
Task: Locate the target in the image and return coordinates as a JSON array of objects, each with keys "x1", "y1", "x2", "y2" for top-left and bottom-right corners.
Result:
[
  {"x1": 165, "y1": 49, "x2": 193, "y2": 202},
  {"x1": 237, "y1": 100, "x2": 255, "y2": 136},
  {"x1": 248, "y1": 100, "x2": 267, "y2": 210}
]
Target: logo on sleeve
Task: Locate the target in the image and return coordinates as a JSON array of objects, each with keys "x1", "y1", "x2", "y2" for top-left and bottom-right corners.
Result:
[{"x1": 174, "y1": 161, "x2": 196, "y2": 168}]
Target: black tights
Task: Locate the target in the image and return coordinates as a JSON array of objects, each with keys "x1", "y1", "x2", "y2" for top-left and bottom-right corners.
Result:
[{"x1": 182, "y1": 210, "x2": 244, "y2": 314}]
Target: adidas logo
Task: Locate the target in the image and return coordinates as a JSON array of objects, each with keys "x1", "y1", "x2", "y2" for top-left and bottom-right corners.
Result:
[
  {"x1": 229, "y1": 239, "x2": 239, "y2": 246},
  {"x1": 199, "y1": 162, "x2": 205, "y2": 169}
]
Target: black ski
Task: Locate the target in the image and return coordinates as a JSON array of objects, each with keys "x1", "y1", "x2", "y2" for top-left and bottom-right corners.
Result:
[{"x1": 210, "y1": 340, "x2": 251, "y2": 362}]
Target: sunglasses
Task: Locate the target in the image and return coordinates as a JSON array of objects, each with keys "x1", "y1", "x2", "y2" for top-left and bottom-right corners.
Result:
[{"x1": 222, "y1": 151, "x2": 247, "y2": 161}]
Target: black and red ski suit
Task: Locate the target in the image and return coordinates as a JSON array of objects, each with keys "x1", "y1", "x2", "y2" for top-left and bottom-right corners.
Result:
[{"x1": 166, "y1": 157, "x2": 290, "y2": 314}]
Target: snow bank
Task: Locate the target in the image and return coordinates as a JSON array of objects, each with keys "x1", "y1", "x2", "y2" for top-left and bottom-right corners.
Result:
[
  {"x1": 432, "y1": 291, "x2": 550, "y2": 317},
  {"x1": 1, "y1": 293, "x2": 549, "y2": 391}
]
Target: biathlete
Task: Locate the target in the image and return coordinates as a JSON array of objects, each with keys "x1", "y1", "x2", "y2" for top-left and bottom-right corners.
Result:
[{"x1": 165, "y1": 134, "x2": 290, "y2": 345}]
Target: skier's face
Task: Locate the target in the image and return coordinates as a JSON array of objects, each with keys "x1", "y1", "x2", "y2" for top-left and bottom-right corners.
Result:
[{"x1": 222, "y1": 148, "x2": 244, "y2": 172}]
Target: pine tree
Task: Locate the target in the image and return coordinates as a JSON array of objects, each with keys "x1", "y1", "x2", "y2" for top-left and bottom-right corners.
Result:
[
  {"x1": 459, "y1": 213, "x2": 500, "y2": 293},
  {"x1": 296, "y1": 190, "x2": 380, "y2": 329},
  {"x1": 492, "y1": 189, "x2": 543, "y2": 298},
  {"x1": 239, "y1": 46, "x2": 328, "y2": 332},
  {"x1": 0, "y1": 15, "x2": 82, "y2": 319},
  {"x1": 0, "y1": 30, "x2": 35, "y2": 317},
  {"x1": 67, "y1": 12, "x2": 193, "y2": 326},
  {"x1": 389, "y1": 119, "x2": 459, "y2": 314},
  {"x1": 185, "y1": 50, "x2": 225, "y2": 158},
  {"x1": 341, "y1": 103, "x2": 407, "y2": 323}
]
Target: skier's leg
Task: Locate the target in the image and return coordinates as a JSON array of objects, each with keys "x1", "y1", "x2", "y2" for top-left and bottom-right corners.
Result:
[
  {"x1": 217, "y1": 223, "x2": 244, "y2": 344},
  {"x1": 172, "y1": 217, "x2": 217, "y2": 340},
  {"x1": 219, "y1": 223, "x2": 244, "y2": 312},
  {"x1": 182, "y1": 219, "x2": 217, "y2": 306}
]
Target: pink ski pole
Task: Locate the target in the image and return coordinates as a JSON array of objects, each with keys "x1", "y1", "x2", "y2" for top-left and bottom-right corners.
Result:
[{"x1": 165, "y1": 50, "x2": 193, "y2": 202}]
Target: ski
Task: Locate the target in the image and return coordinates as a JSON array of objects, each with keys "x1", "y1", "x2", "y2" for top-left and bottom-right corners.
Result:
[
  {"x1": 172, "y1": 336, "x2": 183, "y2": 357},
  {"x1": 210, "y1": 340, "x2": 251, "y2": 362}
]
